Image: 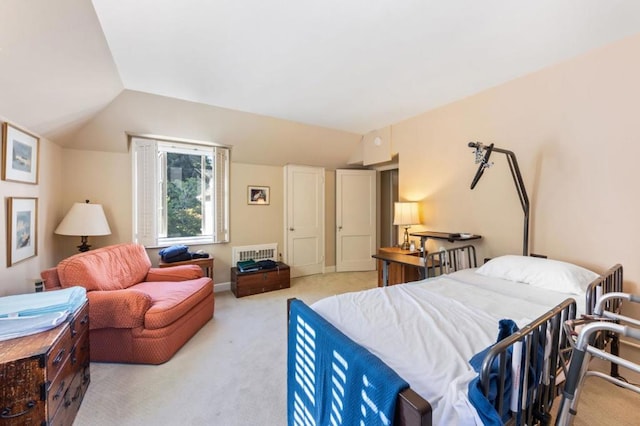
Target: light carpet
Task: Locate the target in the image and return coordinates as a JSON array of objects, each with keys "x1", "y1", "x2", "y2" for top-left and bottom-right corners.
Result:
[
  {"x1": 74, "y1": 271, "x2": 376, "y2": 426},
  {"x1": 74, "y1": 271, "x2": 638, "y2": 425}
]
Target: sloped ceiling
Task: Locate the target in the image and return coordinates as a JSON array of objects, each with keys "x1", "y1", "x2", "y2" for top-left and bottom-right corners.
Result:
[
  {"x1": 0, "y1": 0, "x2": 122, "y2": 142},
  {"x1": 2, "y1": 1, "x2": 640, "y2": 161}
]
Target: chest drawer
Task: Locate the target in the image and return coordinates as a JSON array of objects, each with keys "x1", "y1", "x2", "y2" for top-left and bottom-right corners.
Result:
[{"x1": 231, "y1": 263, "x2": 290, "y2": 298}]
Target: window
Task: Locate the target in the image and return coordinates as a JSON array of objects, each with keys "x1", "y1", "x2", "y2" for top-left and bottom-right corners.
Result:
[{"x1": 132, "y1": 136, "x2": 229, "y2": 247}]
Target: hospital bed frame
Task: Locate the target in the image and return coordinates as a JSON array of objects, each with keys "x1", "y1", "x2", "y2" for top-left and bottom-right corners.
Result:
[{"x1": 288, "y1": 246, "x2": 624, "y2": 426}]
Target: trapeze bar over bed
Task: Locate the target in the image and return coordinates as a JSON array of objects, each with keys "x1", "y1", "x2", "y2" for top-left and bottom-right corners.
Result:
[
  {"x1": 468, "y1": 141, "x2": 530, "y2": 256},
  {"x1": 286, "y1": 246, "x2": 624, "y2": 426}
]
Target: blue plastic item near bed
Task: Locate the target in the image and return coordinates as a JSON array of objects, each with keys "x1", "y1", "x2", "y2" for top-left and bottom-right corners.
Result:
[
  {"x1": 468, "y1": 318, "x2": 547, "y2": 425},
  {"x1": 288, "y1": 299, "x2": 408, "y2": 426}
]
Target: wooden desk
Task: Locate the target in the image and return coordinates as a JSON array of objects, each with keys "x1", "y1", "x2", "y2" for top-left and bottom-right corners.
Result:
[
  {"x1": 372, "y1": 248, "x2": 436, "y2": 287},
  {"x1": 159, "y1": 257, "x2": 214, "y2": 280}
]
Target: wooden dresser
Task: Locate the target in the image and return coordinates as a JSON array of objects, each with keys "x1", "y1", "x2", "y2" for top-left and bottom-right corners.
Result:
[
  {"x1": 0, "y1": 300, "x2": 90, "y2": 426},
  {"x1": 231, "y1": 262, "x2": 290, "y2": 298}
]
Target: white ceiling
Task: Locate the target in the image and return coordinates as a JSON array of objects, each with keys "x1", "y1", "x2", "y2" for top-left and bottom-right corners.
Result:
[
  {"x1": 2, "y1": 1, "x2": 640, "y2": 145},
  {"x1": 91, "y1": 0, "x2": 640, "y2": 134}
]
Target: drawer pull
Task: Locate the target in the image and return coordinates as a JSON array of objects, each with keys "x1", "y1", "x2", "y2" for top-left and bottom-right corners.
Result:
[
  {"x1": 52, "y1": 348, "x2": 66, "y2": 366},
  {"x1": 53, "y1": 380, "x2": 66, "y2": 400},
  {"x1": 80, "y1": 314, "x2": 89, "y2": 325},
  {"x1": 1, "y1": 400, "x2": 36, "y2": 419},
  {"x1": 70, "y1": 327, "x2": 77, "y2": 337},
  {"x1": 72, "y1": 387, "x2": 82, "y2": 402}
]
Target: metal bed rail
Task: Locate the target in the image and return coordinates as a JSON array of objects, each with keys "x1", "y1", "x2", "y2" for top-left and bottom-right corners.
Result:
[
  {"x1": 480, "y1": 298, "x2": 577, "y2": 425},
  {"x1": 424, "y1": 244, "x2": 477, "y2": 277},
  {"x1": 556, "y1": 292, "x2": 640, "y2": 426}
]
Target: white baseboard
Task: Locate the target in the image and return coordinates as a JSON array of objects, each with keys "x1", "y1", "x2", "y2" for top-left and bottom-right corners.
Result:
[
  {"x1": 214, "y1": 281, "x2": 231, "y2": 293},
  {"x1": 324, "y1": 265, "x2": 336, "y2": 273}
]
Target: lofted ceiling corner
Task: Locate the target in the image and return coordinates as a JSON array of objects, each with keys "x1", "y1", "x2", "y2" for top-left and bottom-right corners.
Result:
[
  {"x1": 65, "y1": 89, "x2": 362, "y2": 169},
  {"x1": 0, "y1": 0, "x2": 123, "y2": 144}
]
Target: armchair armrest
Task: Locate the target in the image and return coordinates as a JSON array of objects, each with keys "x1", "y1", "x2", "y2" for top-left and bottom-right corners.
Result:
[
  {"x1": 146, "y1": 265, "x2": 203, "y2": 282},
  {"x1": 87, "y1": 289, "x2": 152, "y2": 330},
  {"x1": 41, "y1": 267, "x2": 63, "y2": 290}
]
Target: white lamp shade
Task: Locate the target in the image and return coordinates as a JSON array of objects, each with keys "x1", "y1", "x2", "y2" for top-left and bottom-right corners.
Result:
[
  {"x1": 393, "y1": 202, "x2": 420, "y2": 226},
  {"x1": 55, "y1": 202, "x2": 111, "y2": 236}
]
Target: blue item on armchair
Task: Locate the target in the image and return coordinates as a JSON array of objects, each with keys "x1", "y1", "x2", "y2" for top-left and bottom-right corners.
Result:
[{"x1": 288, "y1": 299, "x2": 408, "y2": 426}]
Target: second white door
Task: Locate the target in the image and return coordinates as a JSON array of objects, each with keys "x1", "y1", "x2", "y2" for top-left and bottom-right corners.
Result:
[
  {"x1": 285, "y1": 165, "x2": 325, "y2": 278},
  {"x1": 336, "y1": 169, "x2": 376, "y2": 272}
]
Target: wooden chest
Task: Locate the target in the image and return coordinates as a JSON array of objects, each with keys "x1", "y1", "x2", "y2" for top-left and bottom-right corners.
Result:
[
  {"x1": 0, "y1": 301, "x2": 90, "y2": 426},
  {"x1": 231, "y1": 262, "x2": 290, "y2": 298}
]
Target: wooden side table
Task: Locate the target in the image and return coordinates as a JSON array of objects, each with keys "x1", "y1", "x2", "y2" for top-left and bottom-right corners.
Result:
[
  {"x1": 373, "y1": 248, "x2": 431, "y2": 287},
  {"x1": 159, "y1": 257, "x2": 214, "y2": 280}
]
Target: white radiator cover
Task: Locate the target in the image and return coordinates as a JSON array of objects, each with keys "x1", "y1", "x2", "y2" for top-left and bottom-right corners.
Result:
[{"x1": 232, "y1": 243, "x2": 278, "y2": 263}]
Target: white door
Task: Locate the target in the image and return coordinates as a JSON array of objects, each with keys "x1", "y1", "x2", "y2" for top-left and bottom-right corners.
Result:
[
  {"x1": 336, "y1": 169, "x2": 376, "y2": 272},
  {"x1": 284, "y1": 165, "x2": 325, "y2": 278}
]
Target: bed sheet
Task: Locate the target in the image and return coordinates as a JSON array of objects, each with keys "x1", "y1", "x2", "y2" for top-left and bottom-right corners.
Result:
[
  {"x1": 430, "y1": 268, "x2": 586, "y2": 319},
  {"x1": 310, "y1": 272, "x2": 579, "y2": 425}
]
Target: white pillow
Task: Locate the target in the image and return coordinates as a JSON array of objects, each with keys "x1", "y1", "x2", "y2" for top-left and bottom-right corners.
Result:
[{"x1": 476, "y1": 255, "x2": 599, "y2": 295}]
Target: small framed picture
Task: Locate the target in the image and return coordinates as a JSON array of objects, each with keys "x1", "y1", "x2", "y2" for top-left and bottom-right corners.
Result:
[
  {"x1": 7, "y1": 197, "x2": 38, "y2": 266},
  {"x1": 248, "y1": 185, "x2": 270, "y2": 205},
  {"x1": 2, "y1": 122, "x2": 40, "y2": 184}
]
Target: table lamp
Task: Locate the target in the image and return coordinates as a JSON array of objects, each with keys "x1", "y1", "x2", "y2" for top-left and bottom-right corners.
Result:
[
  {"x1": 55, "y1": 200, "x2": 111, "y2": 252},
  {"x1": 393, "y1": 202, "x2": 420, "y2": 250}
]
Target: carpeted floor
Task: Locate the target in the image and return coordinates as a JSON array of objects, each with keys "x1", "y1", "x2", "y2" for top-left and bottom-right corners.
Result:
[
  {"x1": 74, "y1": 271, "x2": 376, "y2": 425},
  {"x1": 74, "y1": 271, "x2": 638, "y2": 425}
]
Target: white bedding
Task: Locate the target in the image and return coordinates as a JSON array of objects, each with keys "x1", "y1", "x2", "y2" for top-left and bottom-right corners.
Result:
[{"x1": 310, "y1": 269, "x2": 583, "y2": 425}]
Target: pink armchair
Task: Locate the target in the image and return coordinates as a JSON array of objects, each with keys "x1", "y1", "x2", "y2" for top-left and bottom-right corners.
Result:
[{"x1": 41, "y1": 243, "x2": 214, "y2": 364}]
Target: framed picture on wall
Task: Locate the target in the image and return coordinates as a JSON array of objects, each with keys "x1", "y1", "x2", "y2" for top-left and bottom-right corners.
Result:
[
  {"x1": 2, "y1": 122, "x2": 40, "y2": 184},
  {"x1": 248, "y1": 185, "x2": 270, "y2": 205},
  {"x1": 7, "y1": 197, "x2": 38, "y2": 266}
]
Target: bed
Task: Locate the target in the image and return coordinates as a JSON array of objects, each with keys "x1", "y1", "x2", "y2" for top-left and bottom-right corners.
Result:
[{"x1": 287, "y1": 246, "x2": 623, "y2": 426}]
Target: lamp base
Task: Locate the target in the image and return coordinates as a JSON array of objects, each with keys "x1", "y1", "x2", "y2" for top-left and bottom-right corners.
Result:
[
  {"x1": 400, "y1": 227, "x2": 411, "y2": 250},
  {"x1": 77, "y1": 236, "x2": 91, "y2": 252}
]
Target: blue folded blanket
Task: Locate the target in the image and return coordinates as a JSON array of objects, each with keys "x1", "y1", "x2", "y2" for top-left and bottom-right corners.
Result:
[
  {"x1": 467, "y1": 319, "x2": 519, "y2": 426},
  {"x1": 0, "y1": 286, "x2": 87, "y2": 341},
  {"x1": 288, "y1": 300, "x2": 408, "y2": 426}
]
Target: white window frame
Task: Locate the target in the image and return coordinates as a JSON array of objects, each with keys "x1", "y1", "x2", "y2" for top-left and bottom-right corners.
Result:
[{"x1": 131, "y1": 135, "x2": 230, "y2": 247}]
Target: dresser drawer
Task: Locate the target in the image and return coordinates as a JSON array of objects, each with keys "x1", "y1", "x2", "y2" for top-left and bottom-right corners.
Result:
[
  {"x1": 49, "y1": 365, "x2": 89, "y2": 426},
  {"x1": 47, "y1": 329, "x2": 90, "y2": 419},
  {"x1": 46, "y1": 303, "x2": 89, "y2": 383}
]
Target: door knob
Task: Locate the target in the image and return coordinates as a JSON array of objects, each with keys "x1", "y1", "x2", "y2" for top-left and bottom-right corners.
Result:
[
  {"x1": 338, "y1": 226, "x2": 342, "y2": 231},
  {"x1": 289, "y1": 227, "x2": 295, "y2": 231}
]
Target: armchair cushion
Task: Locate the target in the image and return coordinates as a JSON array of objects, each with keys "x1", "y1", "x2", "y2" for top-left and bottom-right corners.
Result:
[
  {"x1": 132, "y1": 278, "x2": 212, "y2": 329},
  {"x1": 87, "y1": 289, "x2": 152, "y2": 330},
  {"x1": 146, "y1": 265, "x2": 203, "y2": 282},
  {"x1": 58, "y1": 243, "x2": 152, "y2": 291}
]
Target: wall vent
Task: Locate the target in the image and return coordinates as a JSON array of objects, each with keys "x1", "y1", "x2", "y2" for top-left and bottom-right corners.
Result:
[{"x1": 232, "y1": 243, "x2": 278, "y2": 264}]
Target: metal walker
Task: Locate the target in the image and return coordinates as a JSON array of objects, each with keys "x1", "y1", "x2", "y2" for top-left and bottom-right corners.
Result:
[{"x1": 555, "y1": 292, "x2": 640, "y2": 425}]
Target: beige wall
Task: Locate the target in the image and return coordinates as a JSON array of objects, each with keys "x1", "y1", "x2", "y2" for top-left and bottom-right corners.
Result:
[
  {"x1": 4, "y1": 32, "x2": 639, "y2": 302},
  {"x1": 393, "y1": 33, "x2": 640, "y2": 312},
  {"x1": 50, "y1": 152, "x2": 337, "y2": 285},
  {"x1": 0, "y1": 118, "x2": 62, "y2": 296}
]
